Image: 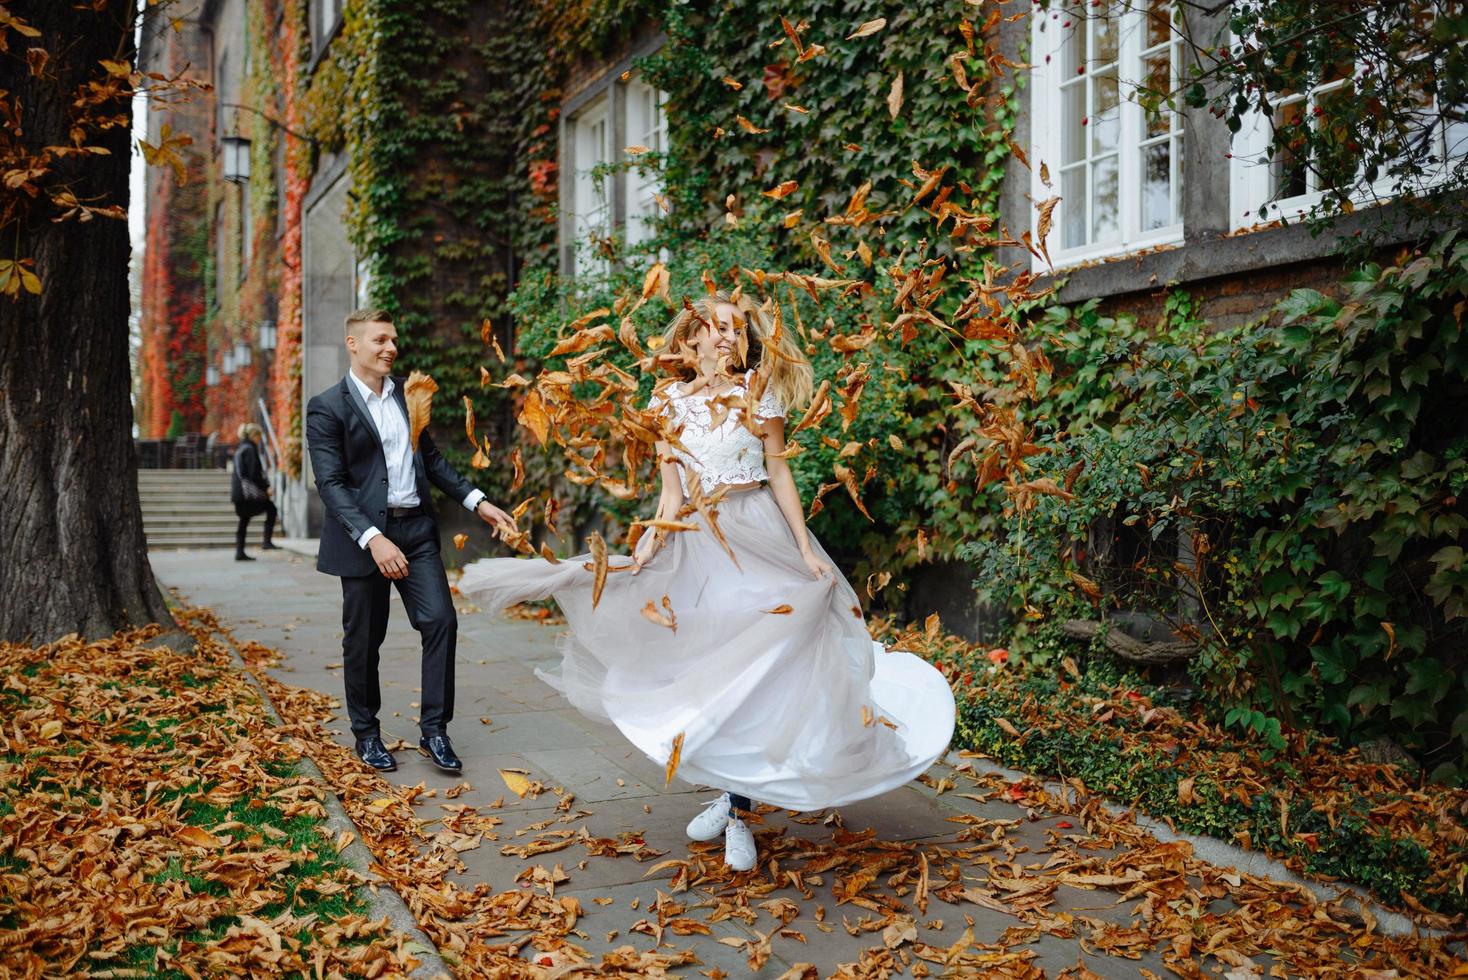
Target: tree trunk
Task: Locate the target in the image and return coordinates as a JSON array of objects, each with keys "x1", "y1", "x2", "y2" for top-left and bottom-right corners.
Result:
[{"x1": 0, "y1": 1, "x2": 183, "y2": 646}]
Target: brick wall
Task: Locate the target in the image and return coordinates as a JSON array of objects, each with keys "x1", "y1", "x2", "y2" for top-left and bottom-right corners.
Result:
[{"x1": 1095, "y1": 250, "x2": 1383, "y2": 331}]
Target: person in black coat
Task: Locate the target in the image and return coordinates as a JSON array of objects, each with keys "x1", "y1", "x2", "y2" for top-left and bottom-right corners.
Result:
[
  {"x1": 306, "y1": 308, "x2": 517, "y2": 776},
  {"x1": 231, "y1": 423, "x2": 280, "y2": 561}
]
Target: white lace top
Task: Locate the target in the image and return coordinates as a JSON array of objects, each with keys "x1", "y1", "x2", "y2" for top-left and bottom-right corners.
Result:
[{"x1": 651, "y1": 374, "x2": 786, "y2": 494}]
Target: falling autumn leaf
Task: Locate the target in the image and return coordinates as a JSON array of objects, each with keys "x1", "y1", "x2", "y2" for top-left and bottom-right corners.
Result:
[
  {"x1": 847, "y1": 18, "x2": 887, "y2": 39},
  {"x1": 453, "y1": 533, "x2": 468, "y2": 550},
  {"x1": 463, "y1": 395, "x2": 476, "y2": 446},
  {"x1": 403, "y1": 371, "x2": 438, "y2": 452},
  {"x1": 664, "y1": 732, "x2": 685, "y2": 785},
  {"x1": 518, "y1": 389, "x2": 550, "y2": 446},
  {"x1": 763, "y1": 604, "x2": 793, "y2": 615},
  {"x1": 510, "y1": 447, "x2": 525, "y2": 492},
  {"x1": 588, "y1": 532, "x2": 608, "y2": 608},
  {"x1": 887, "y1": 72, "x2": 904, "y2": 119},
  {"x1": 763, "y1": 180, "x2": 799, "y2": 199}
]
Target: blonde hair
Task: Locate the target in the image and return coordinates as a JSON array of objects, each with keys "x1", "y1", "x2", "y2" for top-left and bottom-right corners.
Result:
[
  {"x1": 345, "y1": 308, "x2": 393, "y2": 336},
  {"x1": 238, "y1": 422, "x2": 262, "y2": 441},
  {"x1": 657, "y1": 290, "x2": 814, "y2": 412}
]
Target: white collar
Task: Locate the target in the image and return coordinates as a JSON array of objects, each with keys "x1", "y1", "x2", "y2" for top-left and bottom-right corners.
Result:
[{"x1": 348, "y1": 369, "x2": 394, "y2": 402}]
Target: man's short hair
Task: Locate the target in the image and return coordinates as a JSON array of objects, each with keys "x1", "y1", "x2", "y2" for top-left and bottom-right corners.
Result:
[{"x1": 345, "y1": 308, "x2": 394, "y2": 336}]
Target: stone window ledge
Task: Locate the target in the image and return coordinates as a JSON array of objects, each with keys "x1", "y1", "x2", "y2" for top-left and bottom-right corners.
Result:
[{"x1": 1045, "y1": 200, "x2": 1464, "y2": 304}]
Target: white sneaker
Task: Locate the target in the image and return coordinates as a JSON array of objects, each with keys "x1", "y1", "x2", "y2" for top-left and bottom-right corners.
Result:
[
  {"x1": 686, "y1": 793, "x2": 731, "y2": 841},
  {"x1": 724, "y1": 817, "x2": 757, "y2": 872}
]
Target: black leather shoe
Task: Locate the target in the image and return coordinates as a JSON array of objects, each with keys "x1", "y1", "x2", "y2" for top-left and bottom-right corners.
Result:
[
  {"x1": 419, "y1": 733, "x2": 462, "y2": 774},
  {"x1": 354, "y1": 735, "x2": 397, "y2": 772},
  {"x1": 261, "y1": 542, "x2": 282, "y2": 551},
  {"x1": 235, "y1": 553, "x2": 255, "y2": 561}
]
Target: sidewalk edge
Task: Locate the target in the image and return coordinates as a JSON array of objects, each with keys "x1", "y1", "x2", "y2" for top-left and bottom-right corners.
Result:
[{"x1": 218, "y1": 630, "x2": 455, "y2": 979}]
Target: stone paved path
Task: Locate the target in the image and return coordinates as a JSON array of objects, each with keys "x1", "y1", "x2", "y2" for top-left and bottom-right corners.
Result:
[{"x1": 150, "y1": 547, "x2": 1288, "y2": 977}]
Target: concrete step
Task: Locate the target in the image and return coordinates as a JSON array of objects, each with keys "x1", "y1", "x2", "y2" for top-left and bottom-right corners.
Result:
[
  {"x1": 139, "y1": 501, "x2": 237, "y2": 511},
  {"x1": 144, "y1": 535, "x2": 236, "y2": 550},
  {"x1": 142, "y1": 516, "x2": 237, "y2": 531},
  {"x1": 138, "y1": 472, "x2": 233, "y2": 483},
  {"x1": 139, "y1": 500, "x2": 238, "y2": 511}
]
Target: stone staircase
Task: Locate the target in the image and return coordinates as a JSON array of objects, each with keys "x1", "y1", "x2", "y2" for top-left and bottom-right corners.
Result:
[{"x1": 138, "y1": 470, "x2": 238, "y2": 550}]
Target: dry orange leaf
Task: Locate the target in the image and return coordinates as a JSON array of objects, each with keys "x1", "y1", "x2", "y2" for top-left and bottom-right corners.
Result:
[
  {"x1": 588, "y1": 532, "x2": 608, "y2": 608},
  {"x1": 403, "y1": 371, "x2": 438, "y2": 452},
  {"x1": 641, "y1": 596, "x2": 677, "y2": 632},
  {"x1": 498, "y1": 768, "x2": 532, "y2": 798},
  {"x1": 453, "y1": 533, "x2": 468, "y2": 550},
  {"x1": 847, "y1": 18, "x2": 886, "y2": 39},
  {"x1": 664, "y1": 731, "x2": 685, "y2": 785}
]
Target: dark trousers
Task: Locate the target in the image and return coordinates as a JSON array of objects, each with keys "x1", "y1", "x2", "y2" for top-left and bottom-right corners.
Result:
[
  {"x1": 730, "y1": 792, "x2": 752, "y2": 815},
  {"x1": 339, "y1": 512, "x2": 456, "y2": 740},
  {"x1": 235, "y1": 499, "x2": 277, "y2": 554}
]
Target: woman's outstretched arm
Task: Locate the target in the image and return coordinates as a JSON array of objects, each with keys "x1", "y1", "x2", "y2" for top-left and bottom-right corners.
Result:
[
  {"x1": 632, "y1": 439, "x2": 685, "y2": 573},
  {"x1": 762, "y1": 418, "x2": 832, "y2": 579}
]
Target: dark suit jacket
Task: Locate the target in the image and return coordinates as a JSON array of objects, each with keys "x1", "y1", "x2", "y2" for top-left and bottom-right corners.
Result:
[
  {"x1": 306, "y1": 374, "x2": 478, "y2": 577},
  {"x1": 230, "y1": 441, "x2": 268, "y2": 504}
]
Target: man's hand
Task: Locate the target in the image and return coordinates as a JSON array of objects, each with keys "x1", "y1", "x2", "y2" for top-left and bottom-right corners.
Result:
[
  {"x1": 368, "y1": 535, "x2": 409, "y2": 579},
  {"x1": 476, "y1": 500, "x2": 518, "y2": 539}
]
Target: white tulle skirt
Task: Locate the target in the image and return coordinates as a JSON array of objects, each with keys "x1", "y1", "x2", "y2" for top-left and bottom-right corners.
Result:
[{"x1": 456, "y1": 486, "x2": 955, "y2": 811}]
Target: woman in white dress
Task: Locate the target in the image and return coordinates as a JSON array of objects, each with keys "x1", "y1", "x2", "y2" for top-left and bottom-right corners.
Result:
[{"x1": 457, "y1": 292, "x2": 955, "y2": 871}]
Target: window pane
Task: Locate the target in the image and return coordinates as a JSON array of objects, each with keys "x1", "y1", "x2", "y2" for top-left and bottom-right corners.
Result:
[
  {"x1": 1143, "y1": 54, "x2": 1171, "y2": 138},
  {"x1": 1092, "y1": 154, "x2": 1119, "y2": 241},
  {"x1": 1146, "y1": 0, "x2": 1172, "y2": 49},
  {"x1": 1314, "y1": 84, "x2": 1358, "y2": 190},
  {"x1": 1142, "y1": 141, "x2": 1171, "y2": 230},
  {"x1": 1273, "y1": 99, "x2": 1309, "y2": 198},
  {"x1": 1092, "y1": 69, "x2": 1119, "y2": 155},
  {"x1": 1062, "y1": 83, "x2": 1087, "y2": 164},
  {"x1": 1060, "y1": 16, "x2": 1086, "y2": 80},
  {"x1": 1445, "y1": 115, "x2": 1468, "y2": 161},
  {"x1": 1093, "y1": 4, "x2": 1118, "y2": 66},
  {"x1": 1061, "y1": 166, "x2": 1087, "y2": 249},
  {"x1": 1175, "y1": 133, "x2": 1185, "y2": 224}
]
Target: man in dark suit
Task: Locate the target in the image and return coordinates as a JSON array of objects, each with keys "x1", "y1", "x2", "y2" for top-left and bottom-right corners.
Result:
[{"x1": 306, "y1": 308, "x2": 516, "y2": 774}]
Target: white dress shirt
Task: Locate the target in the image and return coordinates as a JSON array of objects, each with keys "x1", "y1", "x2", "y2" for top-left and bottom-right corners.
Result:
[{"x1": 348, "y1": 370, "x2": 485, "y2": 549}]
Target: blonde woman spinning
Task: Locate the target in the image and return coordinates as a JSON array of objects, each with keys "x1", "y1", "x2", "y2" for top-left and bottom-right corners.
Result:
[{"x1": 459, "y1": 292, "x2": 954, "y2": 871}]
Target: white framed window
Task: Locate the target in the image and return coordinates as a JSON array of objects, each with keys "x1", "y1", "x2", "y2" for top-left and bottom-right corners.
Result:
[
  {"x1": 624, "y1": 76, "x2": 668, "y2": 250},
  {"x1": 569, "y1": 98, "x2": 612, "y2": 278},
  {"x1": 1229, "y1": 27, "x2": 1468, "y2": 229},
  {"x1": 1030, "y1": 1, "x2": 1185, "y2": 268},
  {"x1": 316, "y1": 0, "x2": 343, "y2": 47},
  {"x1": 240, "y1": 182, "x2": 252, "y2": 281}
]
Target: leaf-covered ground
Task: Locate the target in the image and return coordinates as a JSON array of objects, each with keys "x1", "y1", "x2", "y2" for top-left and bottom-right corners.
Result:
[
  {"x1": 872, "y1": 616, "x2": 1468, "y2": 927},
  {"x1": 178, "y1": 602, "x2": 1467, "y2": 978},
  {"x1": 0, "y1": 616, "x2": 419, "y2": 978}
]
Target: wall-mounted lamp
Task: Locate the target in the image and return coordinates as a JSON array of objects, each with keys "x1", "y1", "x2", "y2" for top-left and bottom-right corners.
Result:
[
  {"x1": 234, "y1": 339, "x2": 251, "y2": 367},
  {"x1": 222, "y1": 134, "x2": 251, "y2": 184},
  {"x1": 222, "y1": 350, "x2": 236, "y2": 376},
  {"x1": 206, "y1": 365, "x2": 220, "y2": 386},
  {"x1": 258, "y1": 319, "x2": 277, "y2": 351}
]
